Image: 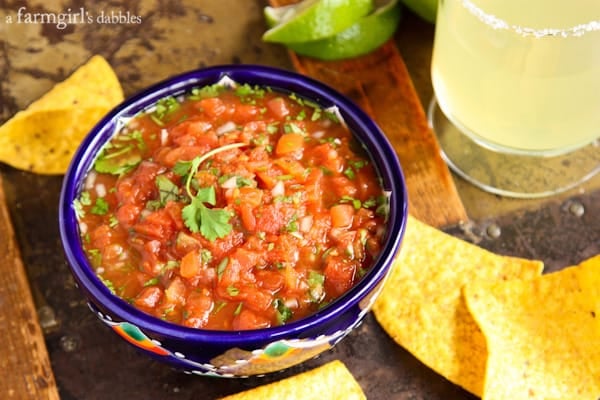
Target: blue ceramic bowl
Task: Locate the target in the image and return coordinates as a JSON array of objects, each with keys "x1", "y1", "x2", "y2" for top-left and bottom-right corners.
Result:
[{"x1": 59, "y1": 64, "x2": 408, "y2": 377}]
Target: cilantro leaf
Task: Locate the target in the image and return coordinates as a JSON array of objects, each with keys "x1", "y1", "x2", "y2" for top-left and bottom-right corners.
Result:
[
  {"x1": 91, "y1": 198, "x2": 109, "y2": 215},
  {"x1": 182, "y1": 198, "x2": 203, "y2": 233},
  {"x1": 156, "y1": 175, "x2": 180, "y2": 206},
  {"x1": 274, "y1": 299, "x2": 293, "y2": 325},
  {"x1": 94, "y1": 145, "x2": 141, "y2": 175},
  {"x1": 199, "y1": 205, "x2": 232, "y2": 241},
  {"x1": 179, "y1": 142, "x2": 246, "y2": 242},
  {"x1": 182, "y1": 190, "x2": 233, "y2": 241}
]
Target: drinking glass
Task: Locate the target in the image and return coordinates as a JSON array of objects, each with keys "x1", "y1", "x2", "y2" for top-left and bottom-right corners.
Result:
[{"x1": 428, "y1": 0, "x2": 600, "y2": 198}]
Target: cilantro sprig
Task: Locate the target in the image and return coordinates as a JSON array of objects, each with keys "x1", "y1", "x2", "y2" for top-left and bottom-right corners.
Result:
[{"x1": 177, "y1": 143, "x2": 246, "y2": 241}]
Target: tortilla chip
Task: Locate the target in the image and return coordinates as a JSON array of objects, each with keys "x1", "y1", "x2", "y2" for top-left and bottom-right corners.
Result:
[
  {"x1": 465, "y1": 255, "x2": 600, "y2": 400},
  {"x1": 26, "y1": 55, "x2": 123, "y2": 111},
  {"x1": 218, "y1": 360, "x2": 366, "y2": 400},
  {"x1": 0, "y1": 107, "x2": 109, "y2": 174},
  {"x1": 0, "y1": 55, "x2": 123, "y2": 174},
  {"x1": 372, "y1": 216, "x2": 544, "y2": 396}
]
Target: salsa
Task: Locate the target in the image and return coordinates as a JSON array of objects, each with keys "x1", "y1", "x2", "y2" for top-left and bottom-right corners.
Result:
[{"x1": 75, "y1": 82, "x2": 388, "y2": 330}]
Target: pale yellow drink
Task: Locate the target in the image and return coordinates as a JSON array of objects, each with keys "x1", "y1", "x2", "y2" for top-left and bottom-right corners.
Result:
[{"x1": 431, "y1": 0, "x2": 600, "y2": 154}]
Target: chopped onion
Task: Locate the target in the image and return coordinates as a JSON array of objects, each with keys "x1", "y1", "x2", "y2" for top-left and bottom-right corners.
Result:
[
  {"x1": 271, "y1": 181, "x2": 285, "y2": 197},
  {"x1": 216, "y1": 121, "x2": 236, "y2": 135},
  {"x1": 79, "y1": 222, "x2": 88, "y2": 234},
  {"x1": 140, "y1": 209, "x2": 152, "y2": 219},
  {"x1": 84, "y1": 171, "x2": 97, "y2": 190},
  {"x1": 299, "y1": 215, "x2": 313, "y2": 233},
  {"x1": 220, "y1": 176, "x2": 238, "y2": 189},
  {"x1": 95, "y1": 183, "x2": 106, "y2": 198},
  {"x1": 311, "y1": 130, "x2": 325, "y2": 139},
  {"x1": 160, "y1": 128, "x2": 169, "y2": 145},
  {"x1": 284, "y1": 298, "x2": 298, "y2": 309}
]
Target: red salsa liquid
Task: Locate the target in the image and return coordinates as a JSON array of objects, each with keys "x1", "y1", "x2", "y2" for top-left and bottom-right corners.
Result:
[{"x1": 75, "y1": 83, "x2": 388, "y2": 330}]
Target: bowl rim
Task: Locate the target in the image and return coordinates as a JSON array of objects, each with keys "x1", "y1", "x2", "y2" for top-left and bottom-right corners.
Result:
[{"x1": 59, "y1": 64, "x2": 408, "y2": 343}]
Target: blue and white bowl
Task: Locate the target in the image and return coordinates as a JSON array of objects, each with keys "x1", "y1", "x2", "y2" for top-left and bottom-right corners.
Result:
[{"x1": 59, "y1": 64, "x2": 408, "y2": 377}]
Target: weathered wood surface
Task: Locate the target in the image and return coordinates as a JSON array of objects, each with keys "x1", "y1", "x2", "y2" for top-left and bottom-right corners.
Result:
[{"x1": 0, "y1": 176, "x2": 59, "y2": 400}]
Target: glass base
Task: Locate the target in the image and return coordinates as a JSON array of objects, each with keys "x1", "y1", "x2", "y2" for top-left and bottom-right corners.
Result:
[{"x1": 428, "y1": 97, "x2": 600, "y2": 199}]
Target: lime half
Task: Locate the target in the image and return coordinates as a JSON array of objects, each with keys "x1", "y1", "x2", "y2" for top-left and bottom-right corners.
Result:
[
  {"x1": 401, "y1": 0, "x2": 436, "y2": 23},
  {"x1": 284, "y1": 0, "x2": 402, "y2": 60},
  {"x1": 263, "y1": 0, "x2": 374, "y2": 44}
]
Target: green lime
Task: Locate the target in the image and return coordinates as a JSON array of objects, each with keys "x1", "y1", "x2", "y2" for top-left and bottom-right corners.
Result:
[
  {"x1": 283, "y1": 0, "x2": 402, "y2": 60},
  {"x1": 401, "y1": 0, "x2": 437, "y2": 23},
  {"x1": 262, "y1": 0, "x2": 374, "y2": 44}
]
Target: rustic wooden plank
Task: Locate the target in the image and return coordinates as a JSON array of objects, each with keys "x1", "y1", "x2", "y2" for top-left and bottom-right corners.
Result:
[
  {"x1": 0, "y1": 175, "x2": 59, "y2": 400},
  {"x1": 268, "y1": 1, "x2": 467, "y2": 227}
]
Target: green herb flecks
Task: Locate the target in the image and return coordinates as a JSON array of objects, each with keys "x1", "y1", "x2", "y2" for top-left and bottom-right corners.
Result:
[
  {"x1": 73, "y1": 191, "x2": 92, "y2": 218},
  {"x1": 226, "y1": 285, "x2": 240, "y2": 296},
  {"x1": 235, "y1": 83, "x2": 266, "y2": 100},
  {"x1": 98, "y1": 275, "x2": 116, "y2": 294},
  {"x1": 340, "y1": 195, "x2": 362, "y2": 210},
  {"x1": 151, "y1": 96, "x2": 180, "y2": 126},
  {"x1": 274, "y1": 298, "x2": 293, "y2": 325},
  {"x1": 156, "y1": 175, "x2": 181, "y2": 206},
  {"x1": 91, "y1": 197, "x2": 109, "y2": 215},
  {"x1": 188, "y1": 84, "x2": 226, "y2": 100},
  {"x1": 94, "y1": 144, "x2": 142, "y2": 175},
  {"x1": 216, "y1": 257, "x2": 229, "y2": 280},
  {"x1": 143, "y1": 277, "x2": 159, "y2": 287},
  {"x1": 308, "y1": 271, "x2": 325, "y2": 302}
]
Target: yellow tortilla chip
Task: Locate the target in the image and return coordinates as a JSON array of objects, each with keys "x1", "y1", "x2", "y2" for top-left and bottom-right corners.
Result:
[
  {"x1": 218, "y1": 360, "x2": 366, "y2": 400},
  {"x1": 465, "y1": 255, "x2": 600, "y2": 400},
  {"x1": 372, "y1": 216, "x2": 543, "y2": 396},
  {"x1": 26, "y1": 55, "x2": 123, "y2": 111},
  {"x1": 0, "y1": 55, "x2": 123, "y2": 174},
  {"x1": 0, "y1": 107, "x2": 109, "y2": 174}
]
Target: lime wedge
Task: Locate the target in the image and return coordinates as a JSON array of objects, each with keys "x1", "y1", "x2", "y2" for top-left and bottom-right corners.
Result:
[
  {"x1": 283, "y1": 0, "x2": 402, "y2": 60},
  {"x1": 401, "y1": 0, "x2": 437, "y2": 23},
  {"x1": 263, "y1": 0, "x2": 374, "y2": 44}
]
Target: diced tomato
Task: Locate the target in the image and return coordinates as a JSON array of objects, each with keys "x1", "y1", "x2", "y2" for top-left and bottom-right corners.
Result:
[
  {"x1": 180, "y1": 250, "x2": 201, "y2": 279},
  {"x1": 164, "y1": 201, "x2": 185, "y2": 230},
  {"x1": 199, "y1": 97, "x2": 227, "y2": 118},
  {"x1": 310, "y1": 143, "x2": 342, "y2": 173},
  {"x1": 116, "y1": 203, "x2": 141, "y2": 229},
  {"x1": 266, "y1": 97, "x2": 290, "y2": 119},
  {"x1": 238, "y1": 187, "x2": 263, "y2": 207},
  {"x1": 274, "y1": 157, "x2": 306, "y2": 180},
  {"x1": 182, "y1": 290, "x2": 213, "y2": 328},
  {"x1": 255, "y1": 168, "x2": 280, "y2": 189},
  {"x1": 330, "y1": 176, "x2": 358, "y2": 199},
  {"x1": 232, "y1": 308, "x2": 271, "y2": 330},
  {"x1": 255, "y1": 204, "x2": 284, "y2": 234},
  {"x1": 174, "y1": 231, "x2": 201, "y2": 255},
  {"x1": 89, "y1": 224, "x2": 113, "y2": 249},
  {"x1": 165, "y1": 277, "x2": 187, "y2": 305},
  {"x1": 239, "y1": 203, "x2": 257, "y2": 232},
  {"x1": 134, "y1": 286, "x2": 163, "y2": 309},
  {"x1": 254, "y1": 270, "x2": 285, "y2": 292},
  {"x1": 242, "y1": 286, "x2": 274, "y2": 313},
  {"x1": 275, "y1": 133, "x2": 305, "y2": 156},
  {"x1": 330, "y1": 204, "x2": 355, "y2": 228},
  {"x1": 324, "y1": 256, "x2": 356, "y2": 298},
  {"x1": 185, "y1": 120, "x2": 213, "y2": 136},
  {"x1": 234, "y1": 104, "x2": 259, "y2": 122},
  {"x1": 160, "y1": 146, "x2": 204, "y2": 167}
]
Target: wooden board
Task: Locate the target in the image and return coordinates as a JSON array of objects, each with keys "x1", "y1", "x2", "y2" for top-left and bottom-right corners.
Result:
[
  {"x1": 0, "y1": 176, "x2": 59, "y2": 400},
  {"x1": 269, "y1": 1, "x2": 467, "y2": 228}
]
